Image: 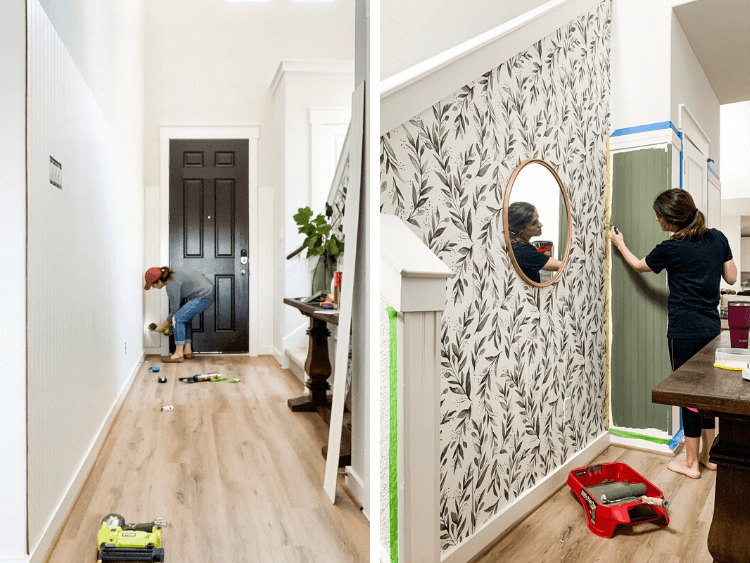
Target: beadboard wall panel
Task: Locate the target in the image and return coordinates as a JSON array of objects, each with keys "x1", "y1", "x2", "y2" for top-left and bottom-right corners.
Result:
[{"x1": 26, "y1": 0, "x2": 122, "y2": 550}]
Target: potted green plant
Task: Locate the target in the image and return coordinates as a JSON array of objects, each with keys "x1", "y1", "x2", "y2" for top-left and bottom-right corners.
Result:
[{"x1": 293, "y1": 198, "x2": 345, "y2": 294}]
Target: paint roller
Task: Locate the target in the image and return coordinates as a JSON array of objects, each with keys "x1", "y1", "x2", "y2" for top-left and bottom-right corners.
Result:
[{"x1": 600, "y1": 483, "x2": 669, "y2": 507}]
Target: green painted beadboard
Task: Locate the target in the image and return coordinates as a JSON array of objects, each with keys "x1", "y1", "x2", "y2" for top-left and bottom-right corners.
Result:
[{"x1": 611, "y1": 148, "x2": 673, "y2": 433}]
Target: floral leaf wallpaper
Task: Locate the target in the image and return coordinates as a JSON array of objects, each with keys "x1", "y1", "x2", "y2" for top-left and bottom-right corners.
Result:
[{"x1": 380, "y1": 2, "x2": 611, "y2": 551}]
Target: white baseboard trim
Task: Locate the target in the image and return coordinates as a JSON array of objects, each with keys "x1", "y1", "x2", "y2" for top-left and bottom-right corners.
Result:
[
  {"x1": 256, "y1": 346, "x2": 274, "y2": 356},
  {"x1": 608, "y1": 426, "x2": 677, "y2": 455},
  {"x1": 30, "y1": 354, "x2": 144, "y2": 563},
  {"x1": 345, "y1": 466, "x2": 368, "y2": 520},
  {"x1": 441, "y1": 431, "x2": 610, "y2": 563},
  {"x1": 272, "y1": 348, "x2": 288, "y2": 368}
]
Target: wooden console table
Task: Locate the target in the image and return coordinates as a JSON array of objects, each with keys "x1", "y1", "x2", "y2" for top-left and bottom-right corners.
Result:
[
  {"x1": 652, "y1": 331, "x2": 750, "y2": 563},
  {"x1": 283, "y1": 297, "x2": 350, "y2": 467}
]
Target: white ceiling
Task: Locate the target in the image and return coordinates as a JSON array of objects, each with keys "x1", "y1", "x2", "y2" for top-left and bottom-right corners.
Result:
[{"x1": 673, "y1": 0, "x2": 750, "y2": 105}]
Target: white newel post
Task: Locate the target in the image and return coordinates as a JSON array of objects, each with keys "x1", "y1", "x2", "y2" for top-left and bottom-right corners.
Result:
[{"x1": 381, "y1": 214, "x2": 451, "y2": 563}]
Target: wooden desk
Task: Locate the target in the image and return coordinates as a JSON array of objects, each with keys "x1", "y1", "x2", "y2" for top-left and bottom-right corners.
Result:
[
  {"x1": 283, "y1": 297, "x2": 350, "y2": 467},
  {"x1": 652, "y1": 331, "x2": 750, "y2": 563}
]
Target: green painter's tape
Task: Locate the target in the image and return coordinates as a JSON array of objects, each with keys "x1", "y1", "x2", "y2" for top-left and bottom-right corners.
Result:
[
  {"x1": 387, "y1": 306, "x2": 398, "y2": 563},
  {"x1": 608, "y1": 428, "x2": 670, "y2": 445}
]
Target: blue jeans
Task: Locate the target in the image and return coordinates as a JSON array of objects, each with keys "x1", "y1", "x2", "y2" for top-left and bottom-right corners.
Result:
[{"x1": 172, "y1": 296, "x2": 212, "y2": 345}]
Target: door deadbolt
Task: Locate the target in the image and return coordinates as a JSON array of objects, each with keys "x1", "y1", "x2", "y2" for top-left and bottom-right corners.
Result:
[{"x1": 241, "y1": 269, "x2": 247, "y2": 275}]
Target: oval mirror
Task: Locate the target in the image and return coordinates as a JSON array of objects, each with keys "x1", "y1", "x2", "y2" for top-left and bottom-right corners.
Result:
[{"x1": 503, "y1": 159, "x2": 572, "y2": 287}]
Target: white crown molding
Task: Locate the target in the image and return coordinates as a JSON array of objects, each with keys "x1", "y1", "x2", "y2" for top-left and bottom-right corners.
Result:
[
  {"x1": 270, "y1": 59, "x2": 355, "y2": 95},
  {"x1": 380, "y1": 0, "x2": 601, "y2": 135}
]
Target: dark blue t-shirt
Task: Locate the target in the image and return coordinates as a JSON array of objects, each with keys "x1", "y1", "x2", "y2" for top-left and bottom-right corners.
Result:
[
  {"x1": 512, "y1": 242, "x2": 550, "y2": 283},
  {"x1": 645, "y1": 228, "x2": 732, "y2": 339}
]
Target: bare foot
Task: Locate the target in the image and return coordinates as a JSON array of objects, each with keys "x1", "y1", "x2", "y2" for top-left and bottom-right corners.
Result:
[
  {"x1": 668, "y1": 459, "x2": 701, "y2": 479},
  {"x1": 698, "y1": 454, "x2": 717, "y2": 471},
  {"x1": 170, "y1": 354, "x2": 183, "y2": 360}
]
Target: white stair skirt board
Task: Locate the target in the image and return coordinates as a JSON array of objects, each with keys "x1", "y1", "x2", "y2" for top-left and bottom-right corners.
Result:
[
  {"x1": 345, "y1": 466, "x2": 368, "y2": 520},
  {"x1": 28, "y1": 355, "x2": 144, "y2": 563},
  {"x1": 286, "y1": 346, "x2": 308, "y2": 384},
  {"x1": 441, "y1": 432, "x2": 610, "y2": 563}
]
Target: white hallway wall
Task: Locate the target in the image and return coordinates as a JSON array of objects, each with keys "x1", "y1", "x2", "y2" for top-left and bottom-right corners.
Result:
[
  {"x1": 0, "y1": 0, "x2": 147, "y2": 560},
  {"x1": 0, "y1": 2, "x2": 28, "y2": 558},
  {"x1": 721, "y1": 101, "x2": 750, "y2": 201},
  {"x1": 671, "y1": 10, "x2": 720, "y2": 170},
  {"x1": 720, "y1": 102, "x2": 750, "y2": 290}
]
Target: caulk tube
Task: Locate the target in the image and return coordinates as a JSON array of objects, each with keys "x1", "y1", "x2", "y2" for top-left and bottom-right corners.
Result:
[{"x1": 192, "y1": 373, "x2": 219, "y2": 382}]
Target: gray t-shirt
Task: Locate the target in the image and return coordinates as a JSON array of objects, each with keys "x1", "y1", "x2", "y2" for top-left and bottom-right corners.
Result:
[{"x1": 166, "y1": 267, "x2": 213, "y2": 321}]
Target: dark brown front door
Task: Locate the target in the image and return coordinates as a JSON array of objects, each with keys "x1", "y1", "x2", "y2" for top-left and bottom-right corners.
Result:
[{"x1": 169, "y1": 139, "x2": 249, "y2": 352}]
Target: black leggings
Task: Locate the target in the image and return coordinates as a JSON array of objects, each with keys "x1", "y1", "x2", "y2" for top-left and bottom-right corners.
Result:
[{"x1": 668, "y1": 337, "x2": 716, "y2": 438}]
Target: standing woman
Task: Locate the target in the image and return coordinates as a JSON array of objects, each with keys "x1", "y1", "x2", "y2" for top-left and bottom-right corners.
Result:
[
  {"x1": 610, "y1": 189, "x2": 737, "y2": 478},
  {"x1": 507, "y1": 201, "x2": 563, "y2": 283},
  {"x1": 144, "y1": 266, "x2": 214, "y2": 363}
]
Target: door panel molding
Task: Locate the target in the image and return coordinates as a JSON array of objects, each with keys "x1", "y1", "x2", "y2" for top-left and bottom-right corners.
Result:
[{"x1": 160, "y1": 125, "x2": 260, "y2": 356}]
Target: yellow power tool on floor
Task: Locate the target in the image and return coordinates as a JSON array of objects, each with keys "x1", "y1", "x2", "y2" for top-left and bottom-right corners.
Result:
[{"x1": 96, "y1": 514, "x2": 167, "y2": 562}]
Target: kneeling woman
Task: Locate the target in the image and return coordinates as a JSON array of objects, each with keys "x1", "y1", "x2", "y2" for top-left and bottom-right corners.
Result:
[
  {"x1": 507, "y1": 202, "x2": 563, "y2": 283},
  {"x1": 145, "y1": 266, "x2": 214, "y2": 363},
  {"x1": 610, "y1": 189, "x2": 736, "y2": 478}
]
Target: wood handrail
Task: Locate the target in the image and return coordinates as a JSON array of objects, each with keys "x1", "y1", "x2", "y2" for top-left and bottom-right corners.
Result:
[{"x1": 286, "y1": 244, "x2": 305, "y2": 260}]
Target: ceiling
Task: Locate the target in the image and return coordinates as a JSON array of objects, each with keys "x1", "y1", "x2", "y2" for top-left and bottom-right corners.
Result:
[{"x1": 673, "y1": 0, "x2": 750, "y2": 104}]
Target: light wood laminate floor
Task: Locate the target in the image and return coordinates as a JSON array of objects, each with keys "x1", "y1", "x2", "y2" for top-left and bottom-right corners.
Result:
[
  {"x1": 474, "y1": 445, "x2": 716, "y2": 563},
  {"x1": 45, "y1": 355, "x2": 368, "y2": 563}
]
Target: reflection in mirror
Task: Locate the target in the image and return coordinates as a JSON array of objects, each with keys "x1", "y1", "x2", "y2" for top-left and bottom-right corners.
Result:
[{"x1": 504, "y1": 161, "x2": 571, "y2": 286}]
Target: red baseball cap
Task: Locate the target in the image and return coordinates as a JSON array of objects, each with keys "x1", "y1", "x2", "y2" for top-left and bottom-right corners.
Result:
[{"x1": 144, "y1": 267, "x2": 162, "y2": 290}]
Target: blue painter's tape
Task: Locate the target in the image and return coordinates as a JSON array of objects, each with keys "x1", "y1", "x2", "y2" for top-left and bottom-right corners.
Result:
[
  {"x1": 678, "y1": 131, "x2": 683, "y2": 190},
  {"x1": 708, "y1": 166, "x2": 720, "y2": 181},
  {"x1": 667, "y1": 409, "x2": 684, "y2": 451},
  {"x1": 707, "y1": 158, "x2": 715, "y2": 163},
  {"x1": 611, "y1": 121, "x2": 679, "y2": 138}
]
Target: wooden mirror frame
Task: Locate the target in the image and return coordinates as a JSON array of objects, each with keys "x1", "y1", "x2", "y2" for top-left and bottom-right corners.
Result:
[{"x1": 502, "y1": 159, "x2": 572, "y2": 288}]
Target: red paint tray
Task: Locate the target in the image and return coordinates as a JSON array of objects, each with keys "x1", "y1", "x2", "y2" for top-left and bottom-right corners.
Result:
[{"x1": 567, "y1": 462, "x2": 669, "y2": 538}]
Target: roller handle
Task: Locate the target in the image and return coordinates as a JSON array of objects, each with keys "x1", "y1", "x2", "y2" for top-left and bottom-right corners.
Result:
[{"x1": 641, "y1": 496, "x2": 668, "y2": 508}]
